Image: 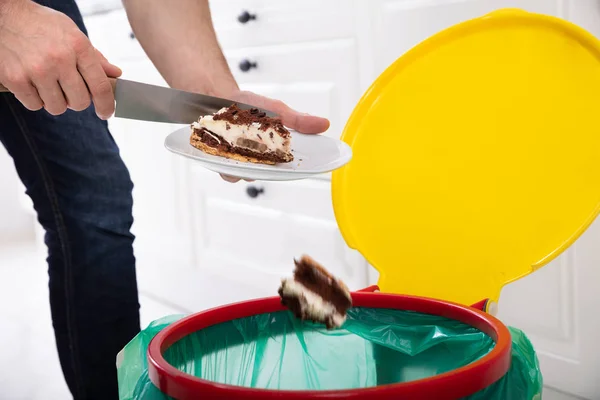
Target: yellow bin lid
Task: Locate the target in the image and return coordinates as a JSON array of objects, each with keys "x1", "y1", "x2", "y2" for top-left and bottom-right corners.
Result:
[{"x1": 332, "y1": 9, "x2": 600, "y2": 307}]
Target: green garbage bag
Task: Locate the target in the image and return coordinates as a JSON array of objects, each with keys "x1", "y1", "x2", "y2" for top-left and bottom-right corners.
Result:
[{"x1": 117, "y1": 308, "x2": 542, "y2": 399}]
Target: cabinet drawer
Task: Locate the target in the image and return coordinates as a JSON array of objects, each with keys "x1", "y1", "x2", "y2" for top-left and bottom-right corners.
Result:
[
  {"x1": 191, "y1": 165, "x2": 334, "y2": 219},
  {"x1": 209, "y1": 0, "x2": 355, "y2": 49},
  {"x1": 225, "y1": 39, "x2": 360, "y2": 140},
  {"x1": 85, "y1": 2, "x2": 357, "y2": 63}
]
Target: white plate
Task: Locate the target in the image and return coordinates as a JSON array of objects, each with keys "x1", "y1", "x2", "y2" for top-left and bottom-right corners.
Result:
[{"x1": 164, "y1": 126, "x2": 352, "y2": 181}]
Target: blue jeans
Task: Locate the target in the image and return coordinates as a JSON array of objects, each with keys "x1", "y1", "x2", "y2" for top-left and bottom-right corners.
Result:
[{"x1": 0, "y1": 2, "x2": 141, "y2": 399}]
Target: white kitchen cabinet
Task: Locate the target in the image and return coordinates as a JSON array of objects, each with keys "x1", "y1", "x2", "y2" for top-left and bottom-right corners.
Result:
[
  {"x1": 189, "y1": 166, "x2": 368, "y2": 295},
  {"x1": 209, "y1": 0, "x2": 356, "y2": 49},
  {"x1": 369, "y1": 0, "x2": 560, "y2": 76}
]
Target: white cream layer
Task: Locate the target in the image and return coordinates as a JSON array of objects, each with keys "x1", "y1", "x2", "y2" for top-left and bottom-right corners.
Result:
[
  {"x1": 281, "y1": 278, "x2": 346, "y2": 328},
  {"x1": 192, "y1": 108, "x2": 290, "y2": 153}
]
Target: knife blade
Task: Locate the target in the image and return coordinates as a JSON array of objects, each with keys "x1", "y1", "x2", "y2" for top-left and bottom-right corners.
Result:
[
  {"x1": 0, "y1": 78, "x2": 276, "y2": 124},
  {"x1": 113, "y1": 78, "x2": 276, "y2": 124}
]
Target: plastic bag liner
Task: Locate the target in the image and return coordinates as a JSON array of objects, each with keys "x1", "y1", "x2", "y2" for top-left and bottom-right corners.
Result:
[{"x1": 118, "y1": 308, "x2": 543, "y2": 399}]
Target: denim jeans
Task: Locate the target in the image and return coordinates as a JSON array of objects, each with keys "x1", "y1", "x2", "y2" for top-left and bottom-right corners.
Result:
[{"x1": 0, "y1": 2, "x2": 141, "y2": 399}]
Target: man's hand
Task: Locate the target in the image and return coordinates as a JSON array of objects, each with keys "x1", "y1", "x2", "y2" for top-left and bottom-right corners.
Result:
[
  {"x1": 230, "y1": 91, "x2": 330, "y2": 135},
  {"x1": 0, "y1": 0, "x2": 120, "y2": 119},
  {"x1": 219, "y1": 90, "x2": 330, "y2": 183}
]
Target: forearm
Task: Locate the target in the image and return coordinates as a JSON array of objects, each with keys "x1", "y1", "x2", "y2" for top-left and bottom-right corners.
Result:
[{"x1": 122, "y1": 0, "x2": 238, "y2": 97}]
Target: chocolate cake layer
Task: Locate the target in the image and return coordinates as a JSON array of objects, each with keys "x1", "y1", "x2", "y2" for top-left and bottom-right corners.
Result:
[
  {"x1": 292, "y1": 256, "x2": 352, "y2": 315},
  {"x1": 192, "y1": 127, "x2": 292, "y2": 163}
]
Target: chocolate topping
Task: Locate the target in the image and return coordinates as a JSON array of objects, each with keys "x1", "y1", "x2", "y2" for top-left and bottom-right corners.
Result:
[{"x1": 213, "y1": 104, "x2": 290, "y2": 138}]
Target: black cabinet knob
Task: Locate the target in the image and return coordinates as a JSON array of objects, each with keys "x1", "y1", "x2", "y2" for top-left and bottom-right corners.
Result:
[
  {"x1": 239, "y1": 59, "x2": 257, "y2": 72},
  {"x1": 129, "y1": 32, "x2": 135, "y2": 40},
  {"x1": 238, "y1": 10, "x2": 257, "y2": 24},
  {"x1": 246, "y1": 186, "x2": 264, "y2": 199}
]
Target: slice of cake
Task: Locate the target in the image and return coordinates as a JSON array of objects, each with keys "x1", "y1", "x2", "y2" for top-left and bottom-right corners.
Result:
[
  {"x1": 278, "y1": 255, "x2": 352, "y2": 329},
  {"x1": 190, "y1": 104, "x2": 293, "y2": 165}
]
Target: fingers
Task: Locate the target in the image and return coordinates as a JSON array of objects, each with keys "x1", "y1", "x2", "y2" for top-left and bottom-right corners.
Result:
[
  {"x1": 35, "y1": 78, "x2": 67, "y2": 116},
  {"x1": 1, "y1": 71, "x2": 43, "y2": 111},
  {"x1": 27, "y1": 58, "x2": 70, "y2": 115},
  {"x1": 96, "y1": 49, "x2": 122, "y2": 78},
  {"x1": 12, "y1": 58, "x2": 97, "y2": 115},
  {"x1": 0, "y1": 12, "x2": 116, "y2": 117},
  {"x1": 220, "y1": 175, "x2": 240, "y2": 183},
  {"x1": 219, "y1": 174, "x2": 254, "y2": 183},
  {"x1": 11, "y1": 83, "x2": 44, "y2": 111},
  {"x1": 54, "y1": 48, "x2": 116, "y2": 114},
  {"x1": 233, "y1": 91, "x2": 330, "y2": 134},
  {"x1": 76, "y1": 44, "x2": 115, "y2": 119},
  {"x1": 267, "y1": 99, "x2": 330, "y2": 134},
  {"x1": 59, "y1": 69, "x2": 91, "y2": 111}
]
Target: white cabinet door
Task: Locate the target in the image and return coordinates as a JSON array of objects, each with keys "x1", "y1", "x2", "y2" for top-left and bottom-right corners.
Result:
[
  {"x1": 189, "y1": 166, "x2": 369, "y2": 298},
  {"x1": 369, "y1": 0, "x2": 560, "y2": 77},
  {"x1": 370, "y1": 0, "x2": 598, "y2": 397}
]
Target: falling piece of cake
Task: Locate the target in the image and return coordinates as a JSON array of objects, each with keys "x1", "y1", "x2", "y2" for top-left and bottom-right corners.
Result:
[
  {"x1": 278, "y1": 255, "x2": 352, "y2": 329},
  {"x1": 190, "y1": 104, "x2": 293, "y2": 165}
]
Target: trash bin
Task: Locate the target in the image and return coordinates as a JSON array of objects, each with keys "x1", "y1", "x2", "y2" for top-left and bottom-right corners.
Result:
[
  {"x1": 118, "y1": 7, "x2": 600, "y2": 399},
  {"x1": 118, "y1": 295, "x2": 542, "y2": 399}
]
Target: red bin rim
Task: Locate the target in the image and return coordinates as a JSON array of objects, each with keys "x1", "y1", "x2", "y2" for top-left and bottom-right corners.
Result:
[{"x1": 147, "y1": 292, "x2": 512, "y2": 400}]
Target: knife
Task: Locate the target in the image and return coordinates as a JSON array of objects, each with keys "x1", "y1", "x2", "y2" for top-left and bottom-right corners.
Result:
[{"x1": 0, "y1": 78, "x2": 275, "y2": 124}]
